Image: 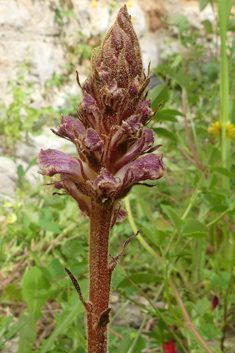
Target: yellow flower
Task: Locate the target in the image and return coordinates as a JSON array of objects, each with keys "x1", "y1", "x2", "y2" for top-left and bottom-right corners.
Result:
[
  {"x1": 226, "y1": 121, "x2": 235, "y2": 139},
  {"x1": 91, "y1": 0, "x2": 97, "y2": 7},
  {"x1": 208, "y1": 120, "x2": 235, "y2": 140},
  {"x1": 127, "y1": 1, "x2": 133, "y2": 7},
  {"x1": 208, "y1": 121, "x2": 221, "y2": 137}
]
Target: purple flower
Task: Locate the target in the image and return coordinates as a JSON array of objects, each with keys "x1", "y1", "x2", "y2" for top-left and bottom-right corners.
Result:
[{"x1": 38, "y1": 5, "x2": 166, "y2": 223}]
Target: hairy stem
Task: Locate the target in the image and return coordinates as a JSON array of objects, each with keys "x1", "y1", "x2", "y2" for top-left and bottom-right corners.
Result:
[{"x1": 87, "y1": 200, "x2": 114, "y2": 353}]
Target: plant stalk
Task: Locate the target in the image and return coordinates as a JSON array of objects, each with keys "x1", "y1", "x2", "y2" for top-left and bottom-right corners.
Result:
[
  {"x1": 218, "y1": 0, "x2": 233, "y2": 189},
  {"x1": 87, "y1": 200, "x2": 114, "y2": 353}
]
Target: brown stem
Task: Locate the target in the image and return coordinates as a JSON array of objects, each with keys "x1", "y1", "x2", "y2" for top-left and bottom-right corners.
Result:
[{"x1": 87, "y1": 200, "x2": 114, "y2": 353}]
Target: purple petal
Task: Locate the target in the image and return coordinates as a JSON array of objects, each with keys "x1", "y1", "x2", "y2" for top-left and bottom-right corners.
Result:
[
  {"x1": 136, "y1": 100, "x2": 153, "y2": 125},
  {"x1": 83, "y1": 128, "x2": 104, "y2": 152},
  {"x1": 92, "y1": 168, "x2": 120, "y2": 198},
  {"x1": 129, "y1": 76, "x2": 141, "y2": 96},
  {"x1": 83, "y1": 92, "x2": 99, "y2": 112},
  {"x1": 79, "y1": 92, "x2": 102, "y2": 130},
  {"x1": 38, "y1": 149, "x2": 89, "y2": 184},
  {"x1": 114, "y1": 129, "x2": 154, "y2": 171},
  {"x1": 113, "y1": 22, "x2": 123, "y2": 51},
  {"x1": 52, "y1": 115, "x2": 85, "y2": 142},
  {"x1": 122, "y1": 115, "x2": 142, "y2": 137},
  {"x1": 141, "y1": 129, "x2": 154, "y2": 153},
  {"x1": 116, "y1": 153, "x2": 166, "y2": 188}
]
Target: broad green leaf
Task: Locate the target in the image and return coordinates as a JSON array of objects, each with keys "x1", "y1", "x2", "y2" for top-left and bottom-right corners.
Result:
[
  {"x1": 200, "y1": 323, "x2": 223, "y2": 340},
  {"x1": 196, "y1": 298, "x2": 210, "y2": 316},
  {"x1": 201, "y1": 19, "x2": 213, "y2": 33},
  {"x1": 210, "y1": 205, "x2": 228, "y2": 212},
  {"x1": 37, "y1": 220, "x2": 61, "y2": 234},
  {"x1": 161, "y1": 109, "x2": 184, "y2": 116},
  {"x1": 22, "y1": 206, "x2": 39, "y2": 223},
  {"x1": 4, "y1": 283, "x2": 23, "y2": 302},
  {"x1": 211, "y1": 167, "x2": 233, "y2": 177},
  {"x1": 153, "y1": 128, "x2": 177, "y2": 142},
  {"x1": 62, "y1": 239, "x2": 85, "y2": 259},
  {"x1": 118, "y1": 273, "x2": 163, "y2": 288},
  {"x1": 139, "y1": 198, "x2": 153, "y2": 222},
  {"x1": 153, "y1": 66, "x2": 192, "y2": 89},
  {"x1": 209, "y1": 147, "x2": 221, "y2": 165},
  {"x1": 50, "y1": 258, "x2": 66, "y2": 278},
  {"x1": 22, "y1": 266, "x2": 50, "y2": 315},
  {"x1": 170, "y1": 14, "x2": 190, "y2": 34},
  {"x1": 183, "y1": 219, "x2": 207, "y2": 234},
  {"x1": 118, "y1": 332, "x2": 131, "y2": 353},
  {"x1": 200, "y1": 0, "x2": 210, "y2": 11},
  {"x1": 153, "y1": 113, "x2": 178, "y2": 123},
  {"x1": 148, "y1": 84, "x2": 169, "y2": 110},
  {"x1": 129, "y1": 335, "x2": 146, "y2": 353},
  {"x1": 160, "y1": 204, "x2": 181, "y2": 231},
  {"x1": 204, "y1": 63, "x2": 220, "y2": 82}
]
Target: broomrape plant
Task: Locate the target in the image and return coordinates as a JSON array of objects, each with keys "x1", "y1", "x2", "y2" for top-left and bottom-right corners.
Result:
[{"x1": 37, "y1": 6, "x2": 166, "y2": 353}]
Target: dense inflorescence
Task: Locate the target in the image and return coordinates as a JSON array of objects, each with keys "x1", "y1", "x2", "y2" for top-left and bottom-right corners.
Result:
[{"x1": 38, "y1": 5, "x2": 166, "y2": 221}]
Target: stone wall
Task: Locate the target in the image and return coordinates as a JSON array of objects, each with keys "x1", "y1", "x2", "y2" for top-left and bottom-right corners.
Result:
[{"x1": 0, "y1": 0, "x2": 215, "y2": 109}]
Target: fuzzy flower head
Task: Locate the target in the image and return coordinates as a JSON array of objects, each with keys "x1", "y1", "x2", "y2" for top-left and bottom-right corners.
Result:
[
  {"x1": 38, "y1": 5, "x2": 166, "y2": 223},
  {"x1": 208, "y1": 120, "x2": 235, "y2": 140}
]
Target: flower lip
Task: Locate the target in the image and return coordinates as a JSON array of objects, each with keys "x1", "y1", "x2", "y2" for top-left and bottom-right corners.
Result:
[
  {"x1": 51, "y1": 115, "x2": 85, "y2": 143},
  {"x1": 37, "y1": 149, "x2": 91, "y2": 184},
  {"x1": 116, "y1": 153, "x2": 166, "y2": 189}
]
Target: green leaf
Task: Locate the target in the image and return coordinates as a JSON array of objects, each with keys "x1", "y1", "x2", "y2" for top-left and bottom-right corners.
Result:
[
  {"x1": 209, "y1": 147, "x2": 221, "y2": 165},
  {"x1": 118, "y1": 273, "x2": 163, "y2": 288},
  {"x1": 22, "y1": 206, "x2": 39, "y2": 224},
  {"x1": 50, "y1": 258, "x2": 66, "y2": 278},
  {"x1": 41, "y1": 300, "x2": 83, "y2": 353},
  {"x1": 161, "y1": 109, "x2": 185, "y2": 116},
  {"x1": 37, "y1": 220, "x2": 61, "y2": 234},
  {"x1": 153, "y1": 113, "x2": 178, "y2": 123},
  {"x1": 153, "y1": 66, "x2": 192, "y2": 89},
  {"x1": 160, "y1": 204, "x2": 181, "y2": 231},
  {"x1": 18, "y1": 312, "x2": 37, "y2": 353},
  {"x1": 4, "y1": 283, "x2": 23, "y2": 302},
  {"x1": 201, "y1": 19, "x2": 213, "y2": 33},
  {"x1": 170, "y1": 14, "x2": 190, "y2": 34},
  {"x1": 183, "y1": 219, "x2": 207, "y2": 234},
  {"x1": 62, "y1": 239, "x2": 85, "y2": 259},
  {"x1": 201, "y1": 323, "x2": 222, "y2": 340},
  {"x1": 227, "y1": 18, "x2": 235, "y2": 31},
  {"x1": 183, "y1": 232, "x2": 207, "y2": 238},
  {"x1": 112, "y1": 265, "x2": 126, "y2": 288},
  {"x1": 22, "y1": 266, "x2": 50, "y2": 315},
  {"x1": 200, "y1": 0, "x2": 210, "y2": 11},
  {"x1": 211, "y1": 167, "x2": 233, "y2": 178},
  {"x1": 129, "y1": 335, "x2": 146, "y2": 353},
  {"x1": 148, "y1": 84, "x2": 169, "y2": 110},
  {"x1": 153, "y1": 128, "x2": 177, "y2": 142},
  {"x1": 26, "y1": 157, "x2": 38, "y2": 172},
  {"x1": 204, "y1": 63, "x2": 220, "y2": 83}
]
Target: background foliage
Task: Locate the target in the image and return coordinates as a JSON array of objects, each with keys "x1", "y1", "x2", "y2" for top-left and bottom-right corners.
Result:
[{"x1": 0, "y1": 1, "x2": 235, "y2": 352}]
